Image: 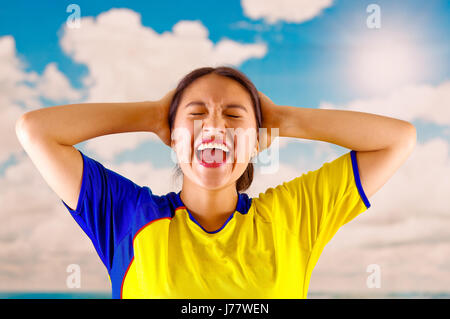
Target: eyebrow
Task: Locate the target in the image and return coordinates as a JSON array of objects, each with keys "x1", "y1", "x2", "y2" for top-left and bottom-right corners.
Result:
[{"x1": 184, "y1": 101, "x2": 248, "y2": 113}]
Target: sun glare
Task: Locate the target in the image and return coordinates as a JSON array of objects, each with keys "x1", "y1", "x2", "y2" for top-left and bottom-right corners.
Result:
[{"x1": 349, "y1": 32, "x2": 424, "y2": 94}]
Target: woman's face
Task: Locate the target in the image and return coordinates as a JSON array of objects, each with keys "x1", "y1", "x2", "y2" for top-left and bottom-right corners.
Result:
[{"x1": 172, "y1": 73, "x2": 258, "y2": 190}]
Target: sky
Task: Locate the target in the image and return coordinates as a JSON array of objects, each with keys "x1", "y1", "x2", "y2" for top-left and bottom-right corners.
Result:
[{"x1": 1, "y1": 0, "x2": 450, "y2": 297}]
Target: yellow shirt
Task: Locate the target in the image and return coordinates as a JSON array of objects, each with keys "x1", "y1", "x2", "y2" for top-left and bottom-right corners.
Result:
[{"x1": 62, "y1": 150, "x2": 370, "y2": 298}]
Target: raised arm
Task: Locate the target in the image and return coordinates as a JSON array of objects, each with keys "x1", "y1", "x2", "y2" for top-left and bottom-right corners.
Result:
[
  {"x1": 259, "y1": 92, "x2": 416, "y2": 198},
  {"x1": 15, "y1": 90, "x2": 174, "y2": 210}
]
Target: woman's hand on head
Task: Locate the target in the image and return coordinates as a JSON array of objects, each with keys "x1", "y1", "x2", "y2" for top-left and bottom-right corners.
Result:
[
  {"x1": 156, "y1": 89, "x2": 278, "y2": 151},
  {"x1": 257, "y1": 91, "x2": 278, "y2": 152},
  {"x1": 155, "y1": 88, "x2": 176, "y2": 147}
]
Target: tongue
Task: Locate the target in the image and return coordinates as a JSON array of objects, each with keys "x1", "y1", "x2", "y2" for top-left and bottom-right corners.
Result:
[{"x1": 200, "y1": 149, "x2": 226, "y2": 164}]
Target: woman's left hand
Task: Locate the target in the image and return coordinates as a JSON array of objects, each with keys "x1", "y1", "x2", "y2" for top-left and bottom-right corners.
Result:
[{"x1": 257, "y1": 91, "x2": 278, "y2": 152}]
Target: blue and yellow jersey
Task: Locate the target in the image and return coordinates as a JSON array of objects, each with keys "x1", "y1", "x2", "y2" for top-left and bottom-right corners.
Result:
[{"x1": 61, "y1": 149, "x2": 370, "y2": 299}]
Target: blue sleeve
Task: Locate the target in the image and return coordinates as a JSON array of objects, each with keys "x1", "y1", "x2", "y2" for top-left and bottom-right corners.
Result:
[{"x1": 61, "y1": 149, "x2": 143, "y2": 272}]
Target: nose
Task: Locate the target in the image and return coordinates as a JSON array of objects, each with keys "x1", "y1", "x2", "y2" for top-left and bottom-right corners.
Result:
[{"x1": 199, "y1": 111, "x2": 227, "y2": 140}]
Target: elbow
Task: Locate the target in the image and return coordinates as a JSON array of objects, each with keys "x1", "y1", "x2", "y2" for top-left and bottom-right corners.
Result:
[
  {"x1": 404, "y1": 122, "x2": 417, "y2": 152},
  {"x1": 15, "y1": 111, "x2": 41, "y2": 147},
  {"x1": 392, "y1": 121, "x2": 416, "y2": 155},
  {"x1": 15, "y1": 113, "x2": 30, "y2": 145}
]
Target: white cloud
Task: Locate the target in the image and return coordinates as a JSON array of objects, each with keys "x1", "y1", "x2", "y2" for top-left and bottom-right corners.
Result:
[
  {"x1": 0, "y1": 36, "x2": 40, "y2": 110},
  {"x1": 0, "y1": 10, "x2": 267, "y2": 290},
  {"x1": 107, "y1": 158, "x2": 179, "y2": 195},
  {"x1": 83, "y1": 132, "x2": 159, "y2": 161},
  {"x1": 241, "y1": 0, "x2": 334, "y2": 24},
  {"x1": 311, "y1": 241, "x2": 450, "y2": 295},
  {"x1": 59, "y1": 8, "x2": 267, "y2": 160},
  {"x1": 248, "y1": 136, "x2": 450, "y2": 293},
  {"x1": 0, "y1": 150, "x2": 177, "y2": 291},
  {"x1": 0, "y1": 36, "x2": 40, "y2": 164},
  {"x1": 0, "y1": 152, "x2": 108, "y2": 291},
  {"x1": 229, "y1": 21, "x2": 271, "y2": 32},
  {"x1": 36, "y1": 62, "x2": 82, "y2": 102},
  {"x1": 0, "y1": 36, "x2": 80, "y2": 164},
  {"x1": 277, "y1": 135, "x2": 315, "y2": 148},
  {"x1": 59, "y1": 9, "x2": 267, "y2": 103},
  {"x1": 362, "y1": 138, "x2": 450, "y2": 219},
  {"x1": 2, "y1": 136, "x2": 450, "y2": 293},
  {"x1": 314, "y1": 81, "x2": 450, "y2": 292},
  {"x1": 309, "y1": 138, "x2": 450, "y2": 293},
  {"x1": 3, "y1": 6, "x2": 450, "y2": 294},
  {"x1": 0, "y1": 104, "x2": 23, "y2": 164},
  {"x1": 320, "y1": 81, "x2": 450, "y2": 126},
  {"x1": 211, "y1": 38, "x2": 266, "y2": 66}
]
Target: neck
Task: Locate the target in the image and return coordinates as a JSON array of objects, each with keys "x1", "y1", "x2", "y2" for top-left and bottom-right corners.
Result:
[{"x1": 180, "y1": 178, "x2": 238, "y2": 232}]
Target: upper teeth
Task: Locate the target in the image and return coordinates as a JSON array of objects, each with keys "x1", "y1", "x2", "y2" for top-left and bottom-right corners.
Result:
[{"x1": 197, "y1": 142, "x2": 229, "y2": 153}]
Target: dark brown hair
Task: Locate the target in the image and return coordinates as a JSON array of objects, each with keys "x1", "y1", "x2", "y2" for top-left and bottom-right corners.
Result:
[{"x1": 168, "y1": 66, "x2": 262, "y2": 192}]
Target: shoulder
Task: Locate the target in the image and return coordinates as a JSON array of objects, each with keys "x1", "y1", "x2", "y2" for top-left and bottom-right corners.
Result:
[
  {"x1": 135, "y1": 189, "x2": 180, "y2": 221},
  {"x1": 249, "y1": 152, "x2": 352, "y2": 212}
]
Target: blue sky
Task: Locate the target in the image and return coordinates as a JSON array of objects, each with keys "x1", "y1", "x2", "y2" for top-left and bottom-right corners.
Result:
[
  {"x1": 2, "y1": 0, "x2": 449, "y2": 104},
  {"x1": 2, "y1": 0, "x2": 450, "y2": 294},
  {"x1": 0, "y1": 0, "x2": 448, "y2": 173},
  {"x1": 2, "y1": 0, "x2": 449, "y2": 170}
]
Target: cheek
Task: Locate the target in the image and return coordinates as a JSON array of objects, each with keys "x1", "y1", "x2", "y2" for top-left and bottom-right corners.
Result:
[
  {"x1": 233, "y1": 127, "x2": 258, "y2": 164},
  {"x1": 171, "y1": 124, "x2": 194, "y2": 163}
]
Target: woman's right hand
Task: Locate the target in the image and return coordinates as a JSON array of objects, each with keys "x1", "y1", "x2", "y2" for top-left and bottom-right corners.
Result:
[{"x1": 155, "y1": 89, "x2": 176, "y2": 147}]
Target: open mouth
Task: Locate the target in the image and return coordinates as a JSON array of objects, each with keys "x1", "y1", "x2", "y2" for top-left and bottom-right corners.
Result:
[{"x1": 195, "y1": 141, "x2": 231, "y2": 168}]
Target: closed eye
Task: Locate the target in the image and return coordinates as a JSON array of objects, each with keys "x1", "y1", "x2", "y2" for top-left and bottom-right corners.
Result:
[{"x1": 189, "y1": 113, "x2": 240, "y2": 118}]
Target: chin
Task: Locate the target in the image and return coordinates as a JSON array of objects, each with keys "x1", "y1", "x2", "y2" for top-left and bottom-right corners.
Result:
[
  {"x1": 180, "y1": 159, "x2": 247, "y2": 191},
  {"x1": 199, "y1": 180, "x2": 230, "y2": 191},
  {"x1": 194, "y1": 167, "x2": 233, "y2": 190}
]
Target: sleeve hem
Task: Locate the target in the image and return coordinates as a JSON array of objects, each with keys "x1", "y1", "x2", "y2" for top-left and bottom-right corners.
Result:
[
  {"x1": 61, "y1": 149, "x2": 87, "y2": 214},
  {"x1": 350, "y1": 150, "x2": 371, "y2": 209}
]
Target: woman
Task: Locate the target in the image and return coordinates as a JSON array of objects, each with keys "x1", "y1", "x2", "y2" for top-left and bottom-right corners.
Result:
[{"x1": 15, "y1": 66, "x2": 416, "y2": 299}]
